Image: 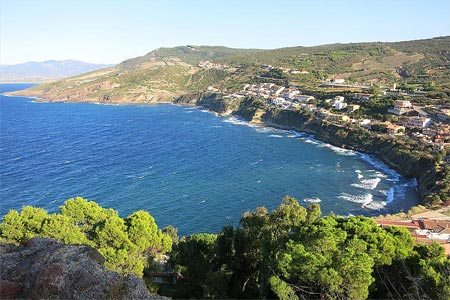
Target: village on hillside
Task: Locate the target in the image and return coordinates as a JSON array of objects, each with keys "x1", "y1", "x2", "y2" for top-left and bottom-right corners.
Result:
[
  {"x1": 199, "y1": 61, "x2": 450, "y2": 152},
  {"x1": 198, "y1": 61, "x2": 450, "y2": 253}
]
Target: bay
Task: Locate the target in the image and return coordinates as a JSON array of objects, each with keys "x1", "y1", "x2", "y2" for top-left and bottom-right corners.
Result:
[{"x1": 0, "y1": 84, "x2": 418, "y2": 235}]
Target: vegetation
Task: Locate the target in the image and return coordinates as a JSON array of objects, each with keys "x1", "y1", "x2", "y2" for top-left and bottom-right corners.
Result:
[
  {"x1": 0, "y1": 197, "x2": 172, "y2": 277},
  {"x1": 1, "y1": 197, "x2": 448, "y2": 299},
  {"x1": 166, "y1": 197, "x2": 449, "y2": 299}
]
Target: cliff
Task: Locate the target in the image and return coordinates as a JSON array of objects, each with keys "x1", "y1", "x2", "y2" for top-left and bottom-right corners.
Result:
[{"x1": 0, "y1": 238, "x2": 165, "y2": 300}]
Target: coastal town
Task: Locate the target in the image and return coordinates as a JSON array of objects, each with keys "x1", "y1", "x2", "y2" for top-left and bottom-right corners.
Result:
[
  {"x1": 199, "y1": 61, "x2": 450, "y2": 152},
  {"x1": 197, "y1": 60, "x2": 450, "y2": 253}
]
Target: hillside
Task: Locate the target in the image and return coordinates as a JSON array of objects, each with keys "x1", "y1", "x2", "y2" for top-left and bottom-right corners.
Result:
[
  {"x1": 0, "y1": 60, "x2": 113, "y2": 83},
  {"x1": 11, "y1": 37, "x2": 450, "y2": 103}
]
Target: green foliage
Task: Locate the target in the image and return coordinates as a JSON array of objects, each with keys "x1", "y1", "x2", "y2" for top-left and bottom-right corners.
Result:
[
  {"x1": 0, "y1": 197, "x2": 171, "y2": 277},
  {"x1": 269, "y1": 276, "x2": 299, "y2": 300},
  {"x1": 166, "y1": 198, "x2": 448, "y2": 300},
  {"x1": 0, "y1": 206, "x2": 48, "y2": 243}
]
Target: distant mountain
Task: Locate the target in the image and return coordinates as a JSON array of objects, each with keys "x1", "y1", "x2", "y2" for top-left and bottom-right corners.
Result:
[{"x1": 0, "y1": 60, "x2": 114, "y2": 82}]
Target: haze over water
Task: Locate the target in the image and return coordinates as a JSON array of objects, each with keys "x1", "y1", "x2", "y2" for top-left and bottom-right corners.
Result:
[{"x1": 0, "y1": 84, "x2": 418, "y2": 235}]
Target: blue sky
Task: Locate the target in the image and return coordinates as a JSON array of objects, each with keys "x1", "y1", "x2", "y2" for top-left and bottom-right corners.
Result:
[{"x1": 1, "y1": 0, "x2": 449, "y2": 64}]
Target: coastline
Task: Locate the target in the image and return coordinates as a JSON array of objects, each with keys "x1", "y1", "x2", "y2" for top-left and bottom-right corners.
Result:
[{"x1": 3, "y1": 89, "x2": 443, "y2": 215}]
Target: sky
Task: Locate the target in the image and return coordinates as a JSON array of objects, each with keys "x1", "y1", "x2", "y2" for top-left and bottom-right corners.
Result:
[{"x1": 1, "y1": 0, "x2": 449, "y2": 65}]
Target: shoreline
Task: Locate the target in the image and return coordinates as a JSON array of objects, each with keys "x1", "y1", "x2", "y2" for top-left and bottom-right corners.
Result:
[{"x1": 1, "y1": 90, "x2": 438, "y2": 215}]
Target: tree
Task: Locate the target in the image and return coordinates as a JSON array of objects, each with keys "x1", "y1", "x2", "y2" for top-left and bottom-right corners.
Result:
[
  {"x1": 0, "y1": 198, "x2": 172, "y2": 278},
  {"x1": 169, "y1": 233, "x2": 218, "y2": 298},
  {"x1": 40, "y1": 214, "x2": 89, "y2": 245},
  {"x1": 126, "y1": 210, "x2": 164, "y2": 252},
  {"x1": 60, "y1": 197, "x2": 116, "y2": 235},
  {"x1": 0, "y1": 206, "x2": 48, "y2": 243},
  {"x1": 369, "y1": 84, "x2": 382, "y2": 99}
]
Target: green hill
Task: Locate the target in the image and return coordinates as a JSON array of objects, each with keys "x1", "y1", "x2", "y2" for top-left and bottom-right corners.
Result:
[{"x1": 13, "y1": 37, "x2": 450, "y2": 103}]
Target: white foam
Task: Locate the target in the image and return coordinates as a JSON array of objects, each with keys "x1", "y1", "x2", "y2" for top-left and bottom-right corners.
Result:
[
  {"x1": 365, "y1": 201, "x2": 387, "y2": 210},
  {"x1": 351, "y1": 178, "x2": 381, "y2": 190},
  {"x1": 357, "y1": 153, "x2": 400, "y2": 182},
  {"x1": 320, "y1": 143, "x2": 356, "y2": 156},
  {"x1": 268, "y1": 134, "x2": 283, "y2": 138},
  {"x1": 355, "y1": 170, "x2": 364, "y2": 179},
  {"x1": 374, "y1": 171, "x2": 388, "y2": 178},
  {"x1": 304, "y1": 197, "x2": 321, "y2": 203},
  {"x1": 255, "y1": 127, "x2": 272, "y2": 133},
  {"x1": 289, "y1": 130, "x2": 305, "y2": 137},
  {"x1": 250, "y1": 159, "x2": 263, "y2": 166},
  {"x1": 339, "y1": 193, "x2": 374, "y2": 208},
  {"x1": 223, "y1": 116, "x2": 257, "y2": 128}
]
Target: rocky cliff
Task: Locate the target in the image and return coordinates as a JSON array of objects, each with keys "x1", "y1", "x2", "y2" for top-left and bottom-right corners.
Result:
[{"x1": 0, "y1": 238, "x2": 165, "y2": 300}]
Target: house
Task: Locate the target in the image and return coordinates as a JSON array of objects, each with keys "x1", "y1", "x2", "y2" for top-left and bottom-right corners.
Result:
[
  {"x1": 294, "y1": 95, "x2": 314, "y2": 103},
  {"x1": 329, "y1": 96, "x2": 346, "y2": 108},
  {"x1": 388, "y1": 100, "x2": 413, "y2": 115},
  {"x1": 304, "y1": 103, "x2": 317, "y2": 112},
  {"x1": 283, "y1": 90, "x2": 300, "y2": 99},
  {"x1": 347, "y1": 104, "x2": 360, "y2": 113},
  {"x1": 333, "y1": 96, "x2": 345, "y2": 103},
  {"x1": 405, "y1": 116, "x2": 431, "y2": 128},
  {"x1": 359, "y1": 119, "x2": 372, "y2": 128},
  {"x1": 375, "y1": 219, "x2": 421, "y2": 233},
  {"x1": 335, "y1": 102, "x2": 348, "y2": 110},
  {"x1": 418, "y1": 219, "x2": 450, "y2": 241},
  {"x1": 386, "y1": 123, "x2": 405, "y2": 135},
  {"x1": 331, "y1": 77, "x2": 345, "y2": 84}
]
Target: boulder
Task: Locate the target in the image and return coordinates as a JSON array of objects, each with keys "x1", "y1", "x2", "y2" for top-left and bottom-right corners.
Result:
[{"x1": 0, "y1": 238, "x2": 165, "y2": 300}]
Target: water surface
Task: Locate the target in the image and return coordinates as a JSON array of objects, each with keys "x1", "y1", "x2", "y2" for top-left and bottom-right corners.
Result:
[{"x1": 0, "y1": 84, "x2": 418, "y2": 235}]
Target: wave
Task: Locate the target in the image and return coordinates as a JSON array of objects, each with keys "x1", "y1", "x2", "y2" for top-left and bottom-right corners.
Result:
[
  {"x1": 290, "y1": 131, "x2": 356, "y2": 156},
  {"x1": 304, "y1": 197, "x2": 321, "y2": 203},
  {"x1": 351, "y1": 178, "x2": 381, "y2": 190},
  {"x1": 340, "y1": 193, "x2": 387, "y2": 210},
  {"x1": 320, "y1": 143, "x2": 356, "y2": 156},
  {"x1": 357, "y1": 153, "x2": 400, "y2": 182},
  {"x1": 250, "y1": 159, "x2": 263, "y2": 166},
  {"x1": 200, "y1": 109, "x2": 219, "y2": 116},
  {"x1": 340, "y1": 193, "x2": 373, "y2": 207},
  {"x1": 268, "y1": 134, "x2": 283, "y2": 138},
  {"x1": 223, "y1": 116, "x2": 257, "y2": 128},
  {"x1": 365, "y1": 201, "x2": 387, "y2": 210}
]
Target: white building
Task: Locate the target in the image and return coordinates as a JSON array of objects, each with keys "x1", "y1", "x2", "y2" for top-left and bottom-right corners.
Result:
[
  {"x1": 294, "y1": 95, "x2": 314, "y2": 103},
  {"x1": 330, "y1": 96, "x2": 345, "y2": 106},
  {"x1": 388, "y1": 100, "x2": 413, "y2": 115},
  {"x1": 331, "y1": 78, "x2": 345, "y2": 84},
  {"x1": 335, "y1": 102, "x2": 348, "y2": 110},
  {"x1": 405, "y1": 117, "x2": 431, "y2": 128}
]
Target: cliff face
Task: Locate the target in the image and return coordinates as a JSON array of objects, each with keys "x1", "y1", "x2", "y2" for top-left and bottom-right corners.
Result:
[
  {"x1": 0, "y1": 238, "x2": 164, "y2": 300},
  {"x1": 175, "y1": 93, "x2": 439, "y2": 204}
]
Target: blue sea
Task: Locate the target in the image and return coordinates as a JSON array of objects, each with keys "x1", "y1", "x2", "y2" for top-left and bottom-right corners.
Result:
[{"x1": 0, "y1": 83, "x2": 418, "y2": 235}]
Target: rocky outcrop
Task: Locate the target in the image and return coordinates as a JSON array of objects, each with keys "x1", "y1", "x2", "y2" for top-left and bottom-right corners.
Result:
[{"x1": 0, "y1": 238, "x2": 165, "y2": 300}]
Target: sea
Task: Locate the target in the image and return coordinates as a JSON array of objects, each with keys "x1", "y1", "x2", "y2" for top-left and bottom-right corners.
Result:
[{"x1": 0, "y1": 83, "x2": 418, "y2": 236}]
